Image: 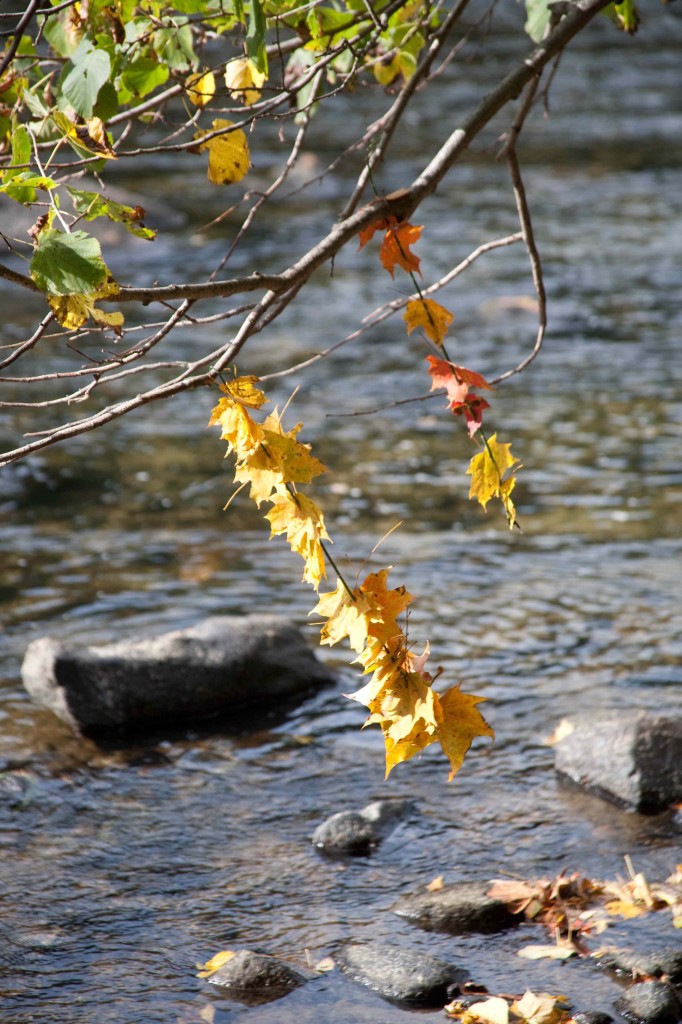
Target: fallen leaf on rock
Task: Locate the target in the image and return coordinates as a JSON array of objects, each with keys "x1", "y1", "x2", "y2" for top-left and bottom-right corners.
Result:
[
  {"x1": 511, "y1": 991, "x2": 571, "y2": 1024},
  {"x1": 445, "y1": 996, "x2": 509, "y2": 1024},
  {"x1": 313, "y1": 955, "x2": 335, "y2": 972},
  {"x1": 196, "y1": 950, "x2": 235, "y2": 977},
  {"x1": 426, "y1": 874, "x2": 444, "y2": 892}
]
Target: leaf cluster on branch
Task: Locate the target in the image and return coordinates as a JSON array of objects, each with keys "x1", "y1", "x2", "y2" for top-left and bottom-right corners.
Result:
[{"x1": 0, "y1": 0, "x2": 642, "y2": 776}]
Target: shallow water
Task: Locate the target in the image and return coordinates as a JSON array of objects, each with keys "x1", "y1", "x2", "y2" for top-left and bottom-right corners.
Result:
[{"x1": 1, "y1": 6, "x2": 682, "y2": 1023}]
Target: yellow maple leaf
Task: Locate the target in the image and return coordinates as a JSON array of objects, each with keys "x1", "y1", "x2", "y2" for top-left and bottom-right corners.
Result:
[
  {"x1": 210, "y1": 399, "x2": 264, "y2": 458},
  {"x1": 265, "y1": 489, "x2": 329, "y2": 588},
  {"x1": 312, "y1": 579, "x2": 370, "y2": 651},
  {"x1": 195, "y1": 119, "x2": 250, "y2": 185},
  {"x1": 434, "y1": 684, "x2": 495, "y2": 781},
  {"x1": 467, "y1": 433, "x2": 521, "y2": 529},
  {"x1": 359, "y1": 568, "x2": 413, "y2": 631},
  {"x1": 220, "y1": 376, "x2": 268, "y2": 408},
  {"x1": 224, "y1": 57, "x2": 266, "y2": 106},
  {"x1": 232, "y1": 414, "x2": 327, "y2": 506},
  {"x1": 186, "y1": 69, "x2": 216, "y2": 107},
  {"x1": 403, "y1": 298, "x2": 454, "y2": 346}
]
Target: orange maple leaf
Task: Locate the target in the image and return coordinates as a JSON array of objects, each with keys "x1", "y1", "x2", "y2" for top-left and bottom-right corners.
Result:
[
  {"x1": 357, "y1": 217, "x2": 390, "y2": 250},
  {"x1": 380, "y1": 220, "x2": 422, "y2": 277}
]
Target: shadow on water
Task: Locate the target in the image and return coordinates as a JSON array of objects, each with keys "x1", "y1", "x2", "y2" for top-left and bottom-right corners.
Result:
[{"x1": 1, "y1": 6, "x2": 682, "y2": 1023}]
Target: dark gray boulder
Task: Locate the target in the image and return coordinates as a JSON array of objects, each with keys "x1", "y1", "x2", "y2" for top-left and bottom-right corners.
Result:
[
  {"x1": 21, "y1": 615, "x2": 335, "y2": 737},
  {"x1": 554, "y1": 713, "x2": 682, "y2": 812},
  {"x1": 614, "y1": 981, "x2": 682, "y2": 1024},
  {"x1": 597, "y1": 948, "x2": 682, "y2": 985},
  {"x1": 206, "y1": 950, "x2": 307, "y2": 1005},
  {"x1": 335, "y1": 941, "x2": 467, "y2": 1007},
  {"x1": 393, "y1": 880, "x2": 521, "y2": 935},
  {"x1": 312, "y1": 799, "x2": 414, "y2": 855}
]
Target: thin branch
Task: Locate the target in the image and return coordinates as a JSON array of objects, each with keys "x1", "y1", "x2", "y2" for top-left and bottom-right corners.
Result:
[
  {"x1": 261, "y1": 232, "x2": 522, "y2": 382},
  {"x1": 0, "y1": 0, "x2": 42, "y2": 78}
]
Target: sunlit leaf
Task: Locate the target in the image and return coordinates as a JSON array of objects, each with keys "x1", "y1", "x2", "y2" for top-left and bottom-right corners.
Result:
[
  {"x1": 195, "y1": 118, "x2": 250, "y2": 185},
  {"x1": 31, "y1": 229, "x2": 108, "y2": 296},
  {"x1": 186, "y1": 69, "x2": 216, "y2": 107},
  {"x1": 196, "y1": 950, "x2": 235, "y2": 978},
  {"x1": 404, "y1": 298, "x2": 453, "y2": 345},
  {"x1": 224, "y1": 57, "x2": 266, "y2": 106}
]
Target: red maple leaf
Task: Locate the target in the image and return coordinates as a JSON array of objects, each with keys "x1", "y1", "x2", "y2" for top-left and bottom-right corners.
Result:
[
  {"x1": 451, "y1": 393, "x2": 490, "y2": 437},
  {"x1": 426, "y1": 354, "x2": 469, "y2": 406}
]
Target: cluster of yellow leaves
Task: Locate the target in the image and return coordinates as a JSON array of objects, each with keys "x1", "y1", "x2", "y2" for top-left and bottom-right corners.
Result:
[
  {"x1": 209, "y1": 377, "x2": 328, "y2": 587},
  {"x1": 445, "y1": 992, "x2": 571, "y2": 1024},
  {"x1": 312, "y1": 567, "x2": 494, "y2": 779},
  {"x1": 211, "y1": 375, "x2": 494, "y2": 779},
  {"x1": 187, "y1": 58, "x2": 266, "y2": 109}
]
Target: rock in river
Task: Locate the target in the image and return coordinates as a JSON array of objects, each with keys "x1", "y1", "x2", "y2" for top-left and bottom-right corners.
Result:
[
  {"x1": 206, "y1": 950, "x2": 307, "y2": 1005},
  {"x1": 335, "y1": 941, "x2": 467, "y2": 1007},
  {"x1": 21, "y1": 615, "x2": 335, "y2": 738},
  {"x1": 554, "y1": 712, "x2": 682, "y2": 812},
  {"x1": 597, "y1": 948, "x2": 682, "y2": 985},
  {"x1": 393, "y1": 880, "x2": 521, "y2": 935},
  {"x1": 614, "y1": 981, "x2": 682, "y2": 1024},
  {"x1": 312, "y1": 799, "x2": 414, "y2": 855}
]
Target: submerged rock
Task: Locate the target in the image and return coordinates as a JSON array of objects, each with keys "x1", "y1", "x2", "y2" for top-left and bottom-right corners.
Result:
[
  {"x1": 554, "y1": 713, "x2": 682, "y2": 812},
  {"x1": 206, "y1": 950, "x2": 307, "y2": 1005},
  {"x1": 597, "y1": 948, "x2": 682, "y2": 985},
  {"x1": 393, "y1": 880, "x2": 521, "y2": 935},
  {"x1": 21, "y1": 615, "x2": 335, "y2": 738},
  {"x1": 335, "y1": 941, "x2": 467, "y2": 1007},
  {"x1": 614, "y1": 981, "x2": 682, "y2": 1024},
  {"x1": 312, "y1": 799, "x2": 414, "y2": 855}
]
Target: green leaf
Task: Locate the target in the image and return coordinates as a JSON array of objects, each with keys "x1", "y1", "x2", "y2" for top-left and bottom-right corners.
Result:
[
  {"x1": 605, "y1": 0, "x2": 639, "y2": 32},
  {"x1": 3, "y1": 124, "x2": 36, "y2": 204},
  {"x1": 67, "y1": 187, "x2": 156, "y2": 240},
  {"x1": 30, "y1": 229, "x2": 108, "y2": 296},
  {"x1": 117, "y1": 56, "x2": 169, "y2": 102},
  {"x1": 524, "y1": 0, "x2": 552, "y2": 42},
  {"x1": 62, "y1": 41, "x2": 112, "y2": 118},
  {"x1": 1, "y1": 172, "x2": 57, "y2": 202},
  {"x1": 92, "y1": 80, "x2": 120, "y2": 121},
  {"x1": 246, "y1": 0, "x2": 268, "y2": 75},
  {"x1": 152, "y1": 23, "x2": 196, "y2": 71}
]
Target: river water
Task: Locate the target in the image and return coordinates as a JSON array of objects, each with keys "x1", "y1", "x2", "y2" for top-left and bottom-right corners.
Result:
[{"x1": 1, "y1": 5, "x2": 681, "y2": 1023}]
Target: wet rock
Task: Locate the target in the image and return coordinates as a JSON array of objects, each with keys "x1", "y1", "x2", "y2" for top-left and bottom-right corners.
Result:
[
  {"x1": 614, "y1": 981, "x2": 682, "y2": 1024},
  {"x1": 393, "y1": 880, "x2": 521, "y2": 934},
  {"x1": 597, "y1": 948, "x2": 682, "y2": 984},
  {"x1": 335, "y1": 941, "x2": 467, "y2": 1007},
  {"x1": 206, "y1": 950, "x2": 307, "y2": 1006},
  {"x1": 21, "y1": 615, "x2": 335, "y2": 738},
  {"x1": 312, "y1": 799, "x2": 414, "y2": 855},
  {"x1": 554, "y1": 713, "x2": 682, "y2": 812}
]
